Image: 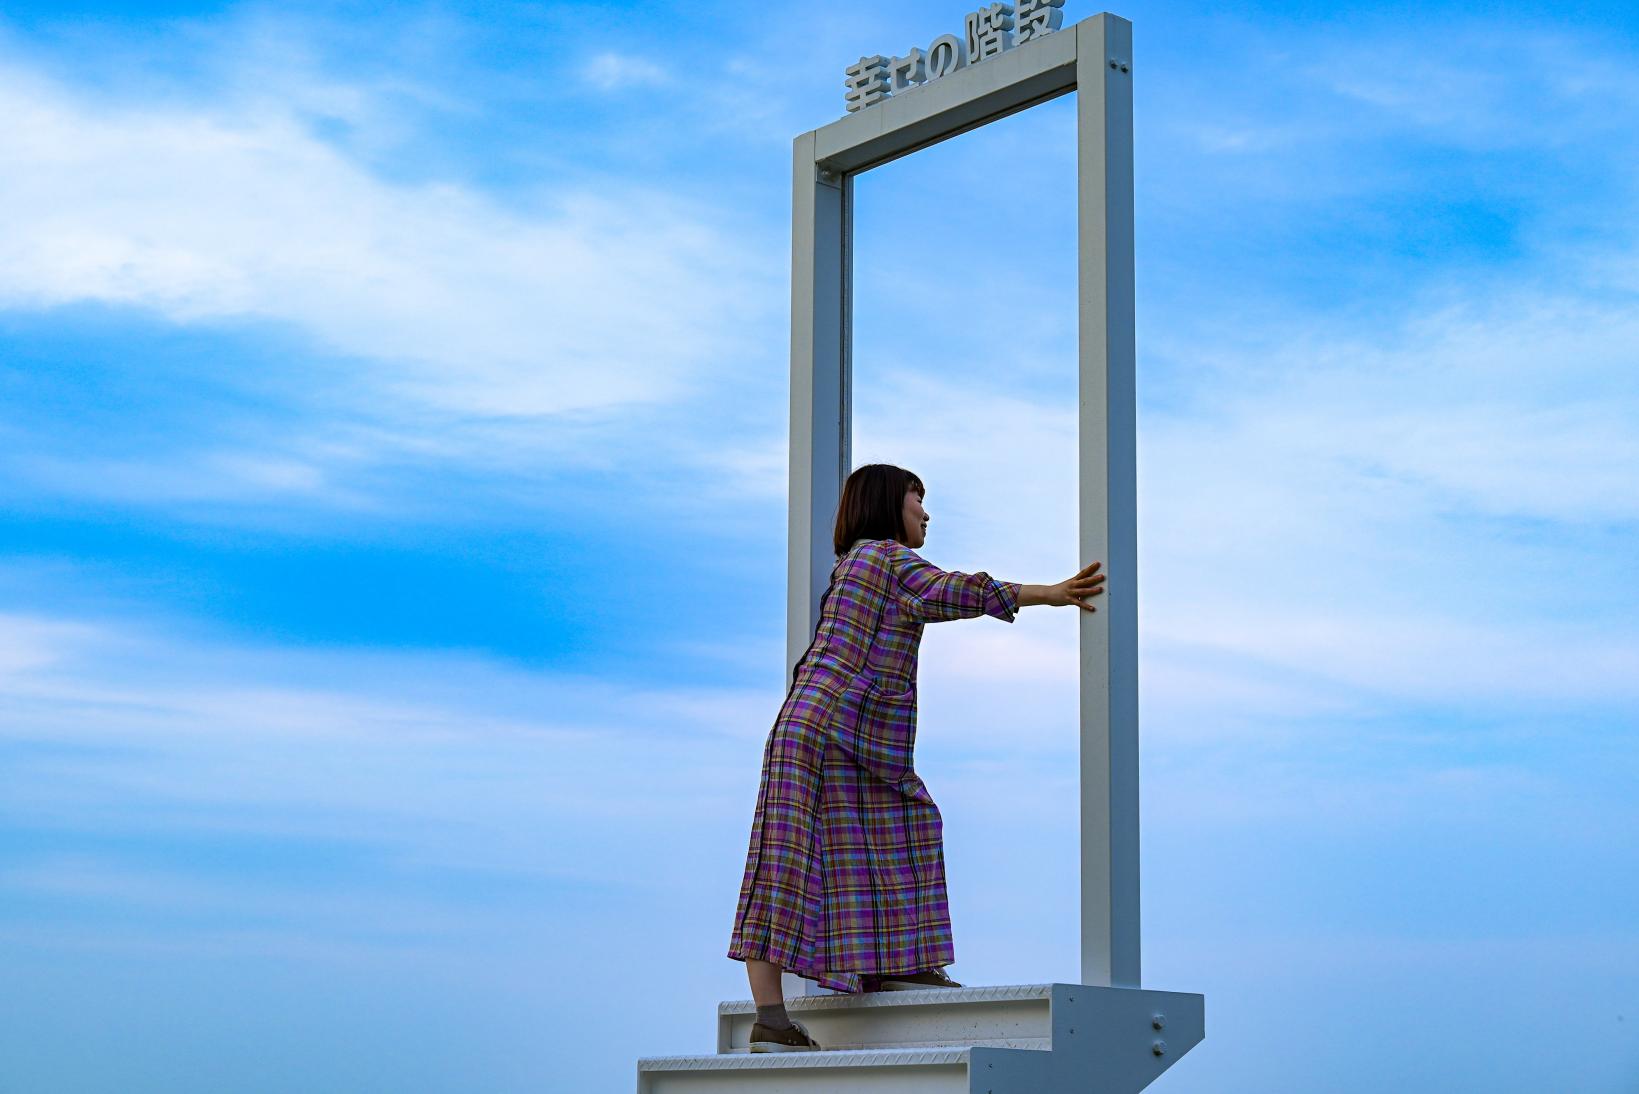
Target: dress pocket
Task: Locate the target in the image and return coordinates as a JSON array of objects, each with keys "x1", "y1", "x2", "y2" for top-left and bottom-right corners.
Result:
[
  {"x1": 854, "y1": 678, "x2": 917, "y2": 785},
  {"x1": 865, "y1": 674, "x2": 914, "y2": 702}
]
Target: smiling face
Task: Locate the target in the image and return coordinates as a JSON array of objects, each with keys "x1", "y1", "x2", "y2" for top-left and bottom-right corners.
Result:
[{"x1": 900, "y1": 485, "x2": 928, "y2": 548}]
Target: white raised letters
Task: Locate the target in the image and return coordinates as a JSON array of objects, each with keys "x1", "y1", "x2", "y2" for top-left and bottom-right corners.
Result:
[
  {"x1": 843, "y1": 54, "x2": 892, "y2": 112},
  {"x1": 1015, "y1": 0, "x2": 1066, "y2": 45},
  {"x1": 843, "y1": 4, "x2": 1062, "y2": 114},
  {"x1": 965, "y1": 3, "x2": 1015, "y2": 62}
]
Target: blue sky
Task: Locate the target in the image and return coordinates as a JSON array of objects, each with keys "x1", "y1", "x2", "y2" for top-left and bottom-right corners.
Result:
[{"x1": 1, "y1": 1, "x2": 1637, "y2": 1091}]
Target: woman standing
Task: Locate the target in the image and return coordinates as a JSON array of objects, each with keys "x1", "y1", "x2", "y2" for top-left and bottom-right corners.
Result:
[{"x1": 726, "y1": 463, "x2": 1106, "y2": 1052}]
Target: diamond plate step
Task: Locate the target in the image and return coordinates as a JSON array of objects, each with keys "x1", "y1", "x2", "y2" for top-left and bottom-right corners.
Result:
[
  {"x1": 637, "y1": 983, "x2": 1205, "y2": 1093},
  {"x1": 636, "y1": 1045, "x2": 1054, "y2": 1094},
  {"x1": 716, "y1": 983, "x2": 1055, "y2": 1054}
]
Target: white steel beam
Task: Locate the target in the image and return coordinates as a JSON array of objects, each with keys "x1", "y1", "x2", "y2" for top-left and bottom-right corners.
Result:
[
  {"x1": 784, "y1": 130, "x2": 852, "y2": 1000},
  {"x1": 814, "y1": 27, "x2": 1078, "y2": 173},
  {"x1": 1074, "y1": 13, "x2": 1140, "y2": 989}
]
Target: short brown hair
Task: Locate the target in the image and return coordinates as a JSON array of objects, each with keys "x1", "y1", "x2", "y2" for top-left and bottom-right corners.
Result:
[{"x1": 833, "y1": 463, "x2": 925, "y2": 556}]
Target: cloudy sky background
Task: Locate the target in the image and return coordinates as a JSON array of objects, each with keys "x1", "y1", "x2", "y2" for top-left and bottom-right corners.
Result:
[{"x1": 2, "y1": 0, "x2": 1636, "y2": 1090}]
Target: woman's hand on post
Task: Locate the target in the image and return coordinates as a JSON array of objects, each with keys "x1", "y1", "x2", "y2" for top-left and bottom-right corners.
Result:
[
  {"x1": 1057, "y1": 561, "x2": 1105, "y2": 611},
  {"x1": 1019, "y1": 562, "x2": 1106, "y2": 611}
]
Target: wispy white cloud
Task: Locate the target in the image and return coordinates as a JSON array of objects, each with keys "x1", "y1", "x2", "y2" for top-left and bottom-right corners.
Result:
[
  {"x1": 12, "y1": 448, "x2": 363, "y2": 511},
  {"x1": 838, "y1": 249, "x2": 1639, "y2": 740},
  {"x1": 0, "y1": 53, "x2": 777, "y2": 421},
  {"x1": 0, "y1": 607, "x2": 766, "y2": 885},
  {"x1": 579, "y1": 51, "x2": 671, "y2": 92},
  {"x1": 1300, "y1": 26, "x2": 1639, "y2": 149},
  {"x1": 0, "y1": 32, "x2": 792, "y2": 519}
]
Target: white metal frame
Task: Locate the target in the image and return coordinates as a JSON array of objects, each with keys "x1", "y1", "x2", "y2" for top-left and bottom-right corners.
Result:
[{"x1": 787, "y1": 12, "x2": 1139, "y2": 996}]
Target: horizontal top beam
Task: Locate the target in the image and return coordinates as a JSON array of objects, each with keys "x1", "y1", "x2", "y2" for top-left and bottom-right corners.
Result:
[{"x1": 809, "y1": 24, "x2": 1080, "y2": 174}]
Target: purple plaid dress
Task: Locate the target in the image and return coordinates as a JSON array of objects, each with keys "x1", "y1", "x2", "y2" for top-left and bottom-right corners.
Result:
[{"x1": 726, "y1": 537, "x2": 1021, "y2": 994}]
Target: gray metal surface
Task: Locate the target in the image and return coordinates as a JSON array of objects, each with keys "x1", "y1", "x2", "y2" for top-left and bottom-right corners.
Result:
[
  {"x1": 1072, "y1": 12, "x2": 1140, "y2": 992},
  {"x1": 783, "y1": 128, "x2": 852, "y2": 1005},
  {"x1": 642, "y1": 1048, "x2": 976, "y2": 1071},
  {"x1": 638, "y1": 1044, "x2": 1057, "y2": 1094},
  {"x1": 1045, "y1": 983, "x2": 1203, "y2": 1092},
  {"x1": 816, "y1": 26, "x2": 1079, "y2": 172},
  {"x1": 719, "y1": 983, "x2": 1057, "y2": 1015},
  {"x1": 639, "y1": 984, "x2": 1203, "y2": 1093},
  {"x1": 718, "y1": 983, "x2": 1055, "y2": 1053}
]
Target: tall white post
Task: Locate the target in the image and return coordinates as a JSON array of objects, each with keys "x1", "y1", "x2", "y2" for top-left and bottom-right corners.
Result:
[
  {"x1": 784, "y1": 133, "x2": 852, "y2": 998},
  {"x1": 1075, "y1": 13, "x2": 1140, "y2": 989}
]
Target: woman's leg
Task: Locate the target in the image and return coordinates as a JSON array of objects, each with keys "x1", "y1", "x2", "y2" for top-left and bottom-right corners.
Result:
[{"x1": 746, "y1": 958, "x2": 785, "y2": 1006}]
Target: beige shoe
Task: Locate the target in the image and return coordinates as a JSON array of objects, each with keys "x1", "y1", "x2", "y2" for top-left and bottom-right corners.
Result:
[
  {"x1": 869, "y1": 968, "x2": 964, "y2": 991},
  {"x1": 749, "y1": 1018, "x2": 822, "y2": 1052}
]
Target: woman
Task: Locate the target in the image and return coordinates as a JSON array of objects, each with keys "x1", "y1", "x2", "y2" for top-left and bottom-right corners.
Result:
[{"x1": 725, "y1": 463, "x2": 1107, "y2": 1052}]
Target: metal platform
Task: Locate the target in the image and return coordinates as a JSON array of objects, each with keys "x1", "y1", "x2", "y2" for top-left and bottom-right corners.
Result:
[{"x1": 637, "y1": 983, "x2": 1203, "y2": 1093}]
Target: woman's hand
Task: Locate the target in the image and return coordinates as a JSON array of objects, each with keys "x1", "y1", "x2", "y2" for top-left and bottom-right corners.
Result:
[{"x1": 1019, "y1": 562, "x2": 1106, "y2": 611}]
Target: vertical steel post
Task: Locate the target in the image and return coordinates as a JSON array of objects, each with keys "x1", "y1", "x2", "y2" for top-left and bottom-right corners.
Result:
[
  {"x1": 785, "y1": 133, "x2": 852, "y2": 998},
  {"x1": 1075, "y1": 13, "x2": 1140, "y2": 989}
]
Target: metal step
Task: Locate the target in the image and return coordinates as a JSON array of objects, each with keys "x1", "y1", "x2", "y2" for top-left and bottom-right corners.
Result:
[
  {"x1": 636, "y1": 983, "x2": 1204, "y2": 1093},
  {"x1": 636, "y1": 1045, "x2": 1054, "y2": 1094},
  {"x1": 716, "y1": 983, "x2": 1055, "y2": 1053}
]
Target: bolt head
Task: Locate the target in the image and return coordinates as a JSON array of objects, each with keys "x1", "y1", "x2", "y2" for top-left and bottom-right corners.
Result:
[
  {"x1": 1152, "y1": 1039, "x2": 1167, "y2": 1056},
  {"x1": 1152, "y1": 1013, "x2": 1166, "y2": 1030}
]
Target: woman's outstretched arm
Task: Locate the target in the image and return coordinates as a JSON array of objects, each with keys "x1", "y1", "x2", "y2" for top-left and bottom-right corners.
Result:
[
  {"x1": 1017, "y1": 561, "x2": 1106, "y2": 612},
  {"x1": 883, "y1": 542, "x2": 1020, "y2": 623},
  {"x1": 882, "y1": 545, "x2": 1107, "y2": 621}
]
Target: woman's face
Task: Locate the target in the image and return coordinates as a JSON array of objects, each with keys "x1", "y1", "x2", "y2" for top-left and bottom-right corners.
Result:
[{"x1": 900, "y1": 487, "x2": 929, "y2": 549}]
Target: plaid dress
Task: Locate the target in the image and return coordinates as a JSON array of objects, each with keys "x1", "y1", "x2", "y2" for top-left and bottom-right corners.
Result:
[{"x1": 726, "y1": 537, "x2": 1021, "y2": 994}]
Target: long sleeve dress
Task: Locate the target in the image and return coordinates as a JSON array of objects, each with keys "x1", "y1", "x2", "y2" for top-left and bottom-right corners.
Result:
[{"x1": 726, "y1": 536, "x2": 1022, "y2": 994}]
